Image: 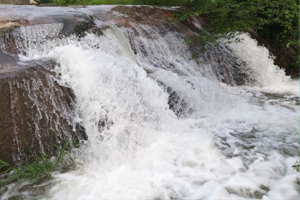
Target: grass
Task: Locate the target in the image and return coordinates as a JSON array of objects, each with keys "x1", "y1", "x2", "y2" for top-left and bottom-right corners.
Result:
[{"x1": 0, "y1": 134, "x2": 75, "y2": 187}]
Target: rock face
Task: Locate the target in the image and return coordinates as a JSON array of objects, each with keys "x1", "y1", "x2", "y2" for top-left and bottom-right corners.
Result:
[
  {"x1": 0, "y1": 6, "x2": 102, "y2": 168},
  {"x1": 106, "y1": 6, "x2": 247, "y2": 86},
  {"x1": 0, "y1": 0, "x2": 31, "y2": 5},
  {"x1": 0, "y1": 11, "x2": 101, "y2": 56},
  {"x1": 0, "y1": 57, "x2": 77, "y2": 166}
]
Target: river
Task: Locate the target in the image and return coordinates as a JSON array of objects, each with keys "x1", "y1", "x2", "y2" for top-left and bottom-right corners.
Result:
[{"x1": 1, "y1": 5, "x2": 299, "y2": 200}]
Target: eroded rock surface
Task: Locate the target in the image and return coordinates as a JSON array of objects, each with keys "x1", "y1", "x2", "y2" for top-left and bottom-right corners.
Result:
[{"x1": 0, "y1": 59, "x2": 77, "y2": 166}]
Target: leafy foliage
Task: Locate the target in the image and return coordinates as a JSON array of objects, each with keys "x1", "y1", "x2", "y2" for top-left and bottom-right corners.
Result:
[
  {"x1": 54, "y1": 0, "x2": 78, "y2": 5},
  {"x1": 293, "y1": 161, "x2": 300, "y2": 172},
  {"x1": 35, "y1": 0, "x2": 53, "y2": 3},
  {"x1": 180, "y1": 0, "x2": 299, "y2": 69}
]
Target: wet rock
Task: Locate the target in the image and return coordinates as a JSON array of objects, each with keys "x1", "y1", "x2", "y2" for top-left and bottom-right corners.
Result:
[
  {"x1": 97, "y1": 114, "x2": 114, "y2": 133},
  {"x1": 157, "y1": 81, "x2": 187, "y2": 118},
  {"x1": 0, "y1": 59, "x2": 77, "y2": 168},
  {"x1": 75, "y1": 124, "x2": 88, "y2": 141},
  {"x1": 108, "y1": 6, "x2": 197, "y2": 37},
  {"x1": 7, "y1": 194, "x2": 27, "y2": 200},
  {"x1": 49, "y1": 11, "x2": 102, "y2": 38},
  {"x1": 0, "y1": 50, "x2": 18, "y2": 64},
  {"x1": 0, "y1": 0, "x2": 30, "y2": 5},
  {"x1": 0, "y1": 21, "x2": 22, "y2": 37},
  {"x1": 0, "y1": 20, "x2": 24, "y2": 55},
  {"x1": 108, "y1": 6, "x2": 252, "y2": 86},
  {"x1": 215, "y1": 51, "x2": 250, "y2": 86},
  {"x1": 0, "y1": 5, "x2": 252, "y2": 86},
  {"x1": 0, "y1": 12, "x2": 102, "y2": 56},
  {"x1": 168, "y1": 89, "x2": 187, "y2": 117}
]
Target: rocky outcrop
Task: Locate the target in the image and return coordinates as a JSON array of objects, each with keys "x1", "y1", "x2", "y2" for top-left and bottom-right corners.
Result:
[
  {"x1": 0, "y1": 7, "x2": 101, "y2": 168},
  {"x1": 0, "y1": 12, "x2": 102, "y2": 56},
  {"x1": 0, "y1": 6, "x2": 103, "y2": 168},
  {"x1": 0, "y1": 57, "x2": 77, "y2": 166},
  {"x1": 0, "y1": 0, "x2": 31, "y2": 5},
  {"x1": 105, "y1": 6, "x2": 246, "y2": 85},
  {"x1": 106, "y1": 6, "x2": 201, "y2": 37}
]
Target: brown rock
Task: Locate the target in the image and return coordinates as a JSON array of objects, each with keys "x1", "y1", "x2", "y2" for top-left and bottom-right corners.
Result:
[
  {"x1": 0, "y1": 59, "x2": 76, "y2": 167},
  {"x1": 0, "y1": 0, "x2": 30, "y2": 5}
]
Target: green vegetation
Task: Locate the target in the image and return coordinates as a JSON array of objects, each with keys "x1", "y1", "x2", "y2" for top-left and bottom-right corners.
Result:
[
  {"x1": 0, "y1": 134, "x2": 74, "y2": 186},
  {"x1": 179, "y1": 0, "x2": 299, "y2": 71},
  {"x1": 293, "y1": 161, "x2": 300, "y2": 172}
]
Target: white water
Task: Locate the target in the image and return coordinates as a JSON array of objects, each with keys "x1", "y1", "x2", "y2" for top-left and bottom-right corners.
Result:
[
  {"x1": 2, "y1": 23, "x2": 299, "y2": 200},
  {"x1": 226, "y1": 34, "x2": 299, "y2": 95}
]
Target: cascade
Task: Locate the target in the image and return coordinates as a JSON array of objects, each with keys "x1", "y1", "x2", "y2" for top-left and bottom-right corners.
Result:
[{"x1": 0, "y1": 5, "x2": 298, "y2": 200}]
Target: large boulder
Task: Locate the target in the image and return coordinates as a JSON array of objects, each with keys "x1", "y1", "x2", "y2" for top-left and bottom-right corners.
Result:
[
  {"x1": 0, "y1": 0, "x2": 30, "y2": 5},
  {"x1": 0, "y1": 11, "x2": 102, "y2": 56},
  {"x1": 0, "y1": 56, "x2": 76, "y2": 167},
  {"x1": 0, "y1": 7, "x2": 102, "y2": 168}
]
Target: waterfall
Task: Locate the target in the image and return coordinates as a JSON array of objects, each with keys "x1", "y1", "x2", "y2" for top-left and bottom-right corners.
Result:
[
  {"x1": 226, "y1": 33, "x2": 299, "y2": 94},
  {"x1": 1, "y1": 6, "x2": 298, "y2": 200}
]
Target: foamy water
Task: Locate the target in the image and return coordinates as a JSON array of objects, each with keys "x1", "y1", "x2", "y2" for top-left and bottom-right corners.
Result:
[
  {"x1": 226, "y1": 34, "x2": 299, "y2": 95},
  {"x1": 1, "y1": 23, "x2": 299, "y2": 200}
]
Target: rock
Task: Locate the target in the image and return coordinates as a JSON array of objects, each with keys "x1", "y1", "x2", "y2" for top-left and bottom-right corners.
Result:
[
  {"x1": 0, "y1": 59, "x2": 77, "y2": 168},
  {"x1": 97, "y1": 114, "x2": 113, "y2": 133},
  {"x1": 157, "y1": 81, "x2": 187, "y2": 118},
  {"x1": 0, "y1": 50, "x2": 18, "y2": 64},
  {"x1": 107, "y1": 6, "x2": 197, "y2": 37},
  {"x1": 168, "y1": 89, "x2": 188, "y2": 117},
  {"x1": 48, "y1": 11, "x2": 102, "y2": 38},
  {"x1": 0, "y1": 12, "x2": 102, "y2": 56},
  {"x1": 75, "y1": 124, "x2": 88, "y2": 141},
  {"x1": 0, "y1": 6, "x2": 104, "y2": 169},
  {"x1": 0, "y1": 0, "x2": 30, "y2": 5}
]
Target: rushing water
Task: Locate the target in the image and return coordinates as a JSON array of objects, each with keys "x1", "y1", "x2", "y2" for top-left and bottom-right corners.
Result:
[{"x1": 1, "y1": 11, "x2": 299, "y2": 200}]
